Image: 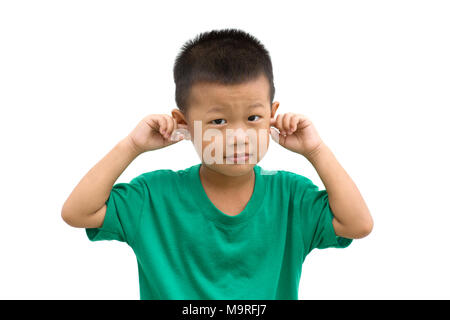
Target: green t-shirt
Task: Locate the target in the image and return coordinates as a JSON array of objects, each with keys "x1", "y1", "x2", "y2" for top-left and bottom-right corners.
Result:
[{"x1": 86, "y1": 163, "x2": 352, "y2": 300}]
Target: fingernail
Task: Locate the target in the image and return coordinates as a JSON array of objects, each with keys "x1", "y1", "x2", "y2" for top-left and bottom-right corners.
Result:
[{"x1": 170, "y1": 132, "x2": 184, "y2": 141}]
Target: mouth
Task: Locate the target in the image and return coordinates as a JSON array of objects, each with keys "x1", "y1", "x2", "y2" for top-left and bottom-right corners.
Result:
[{"x1": 223, "y1": 153, "x2": 251, "y2": 162}]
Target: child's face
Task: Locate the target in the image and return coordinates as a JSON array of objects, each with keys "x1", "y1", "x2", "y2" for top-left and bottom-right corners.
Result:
[{"x1": 173, "y1": 73, "x2": 280, "y2": 177}]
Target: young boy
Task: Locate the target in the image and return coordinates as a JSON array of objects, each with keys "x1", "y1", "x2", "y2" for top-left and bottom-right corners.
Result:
[{"x1": 61, "y1": 28, "x2": 373, "y2": 300}]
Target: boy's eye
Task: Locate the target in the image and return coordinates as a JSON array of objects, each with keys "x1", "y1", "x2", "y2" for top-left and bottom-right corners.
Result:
[
  {"x1": 210, "y1": 116, "x2": 261, "y2": 125},
  {"x1": 211, "y1": 119, "x2": 226, "y2": 125},
  {"x1": 248, "y1": 115, "x2": 261, "y2": 121}
]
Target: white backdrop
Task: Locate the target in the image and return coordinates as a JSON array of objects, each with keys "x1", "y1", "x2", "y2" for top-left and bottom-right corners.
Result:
[{"x1": 1, "y1": 0, "x2": 449, "y2": 299}]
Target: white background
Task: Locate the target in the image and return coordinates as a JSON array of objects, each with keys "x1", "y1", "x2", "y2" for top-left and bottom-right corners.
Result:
[{"x1": 1, "y1": 0, "x2": 449, "y2": 299}]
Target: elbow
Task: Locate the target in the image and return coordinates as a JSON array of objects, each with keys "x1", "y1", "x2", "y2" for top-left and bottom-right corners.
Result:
[
  {"x1": 355, "y1": 216, "x2": 374, "y2": 239},
  {"x1": 61, "y1": 205, "x2": 78, "y2": 227},
  {"x1": 61, "y1": 209, "x2": 73, "y2": 226},
  {"x1": 334, "y1": 211, "x2": 374, "y2": 239}
]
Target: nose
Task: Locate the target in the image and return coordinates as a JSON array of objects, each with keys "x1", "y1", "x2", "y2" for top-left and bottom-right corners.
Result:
[{"x1": 225, "y1": 127, "x2": 250, "y2": 147}]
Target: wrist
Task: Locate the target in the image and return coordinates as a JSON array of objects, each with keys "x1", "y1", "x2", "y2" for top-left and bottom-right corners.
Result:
[
  {"x1": 119, "y1": 136, "x2": 143, "y2": 159},
  {"x1": 305, "y1": 142, "x2": 329, "y2": 164}
]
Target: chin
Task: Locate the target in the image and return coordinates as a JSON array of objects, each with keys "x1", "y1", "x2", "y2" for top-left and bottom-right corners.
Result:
[{"x1": 206, "y1": 162, "x2": 256, "y2": 177}]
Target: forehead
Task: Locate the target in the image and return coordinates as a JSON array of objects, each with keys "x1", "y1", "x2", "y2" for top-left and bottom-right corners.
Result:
[{"x1": 189, "y1": 73, "x2": 270, "y2": 108}]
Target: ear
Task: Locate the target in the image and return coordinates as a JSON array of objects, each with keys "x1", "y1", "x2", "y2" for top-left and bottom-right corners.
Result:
[
  {"x1": 171, "y1": 108, "x2": 191, "y2": 140},
  {"x1": 270, "y1": 101, "x2": 280, "y2": 119},
  {"x1": 171, "y1": 108, "x2": 188, "y2": 125}
]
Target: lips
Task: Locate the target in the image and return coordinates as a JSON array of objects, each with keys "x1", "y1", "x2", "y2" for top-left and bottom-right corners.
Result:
[{"x1": 224, "y1": 153, "x2": 250, "y2": 158}]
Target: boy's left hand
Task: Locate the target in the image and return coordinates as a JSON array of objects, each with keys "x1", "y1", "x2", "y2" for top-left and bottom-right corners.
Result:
[{"x1": 270, "y1": 113, "x2": 324, "y2": 159}]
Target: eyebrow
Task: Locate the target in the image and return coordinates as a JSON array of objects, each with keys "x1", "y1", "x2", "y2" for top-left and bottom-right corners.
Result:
[{"x1": 206, "y1": 103, "x2": 265, "y2": 114}]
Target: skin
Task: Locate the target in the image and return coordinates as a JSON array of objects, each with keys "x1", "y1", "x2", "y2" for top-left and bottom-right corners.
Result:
[
  {"x1": 171, "y1": 73, "x2": 279, "y2": 215},
  {"x1": 171, "y1": 73, "x2": 373, "y2": 237},
  {"x1": 62, "y1": 71, "x2": 373, "y2": 238}
]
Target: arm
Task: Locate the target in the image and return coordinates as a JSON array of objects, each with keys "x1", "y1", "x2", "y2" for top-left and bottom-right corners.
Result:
[
  {"x1": 306, "y1": 143, "x2": 374, "y2": 239},
  {"x1": 61, "y1": 137, "x2": 141, "y2": 228},
  {"x1": 61, "y1": 114, "x2": 186, "y2": 229}
]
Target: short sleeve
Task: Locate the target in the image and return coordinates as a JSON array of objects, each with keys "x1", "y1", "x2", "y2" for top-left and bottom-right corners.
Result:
[
  {"x1": 298, "y1": 177, "x2": 352, "y2": 258},
  {"x1": 85, "y1": 175, "x2": 146, "y2": 246}
]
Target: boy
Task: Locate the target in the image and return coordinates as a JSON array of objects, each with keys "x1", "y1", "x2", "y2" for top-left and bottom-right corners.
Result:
[{"x1": 61, "y1": 28, "x2": 373, "y2": 300}]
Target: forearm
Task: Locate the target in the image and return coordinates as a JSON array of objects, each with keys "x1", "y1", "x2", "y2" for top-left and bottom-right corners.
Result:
[
  {"x1": 62, "y1": 137, "x2": 141, "y2": 219},
  {"x1": 306, "y1": 143, "x2": 373, "y2": 238}
]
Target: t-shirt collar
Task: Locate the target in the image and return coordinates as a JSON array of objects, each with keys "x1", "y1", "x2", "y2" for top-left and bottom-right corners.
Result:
[{"x1": 188, "y1": 163, "x2": 264, "y2": 226}]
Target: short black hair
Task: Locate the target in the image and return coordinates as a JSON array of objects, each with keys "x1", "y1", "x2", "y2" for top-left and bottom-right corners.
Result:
[{"x1": 173, "y1": 28, "x2": 275, "y2": 115}]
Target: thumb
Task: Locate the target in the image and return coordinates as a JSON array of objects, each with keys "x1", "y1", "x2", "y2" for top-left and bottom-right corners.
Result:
[
  {"x1": 169, "y1": 130, "x2": 186, "y2": 142},
  {"x1": 270, "y1": 127, "x2": 281, "y2": 144},
  {"x1": 176, "y1": 123, "x2": 189, "y2": 130}
]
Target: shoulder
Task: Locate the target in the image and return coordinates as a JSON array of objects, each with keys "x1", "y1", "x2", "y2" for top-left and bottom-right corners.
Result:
[
  {"x1": 130, "y1": 165, "x2": 192, "y2": 186},
  {"x1": 258, "y1": 166, "x2": 314, "y2": 184},
  {"x1": 257, "y1": 166, "x2": 317, "y2": 192}
]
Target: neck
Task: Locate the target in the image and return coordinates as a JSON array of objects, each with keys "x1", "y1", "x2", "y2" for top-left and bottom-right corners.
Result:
[{"x1": 199, "y1": 164, "x2": 255, "y2": 190}]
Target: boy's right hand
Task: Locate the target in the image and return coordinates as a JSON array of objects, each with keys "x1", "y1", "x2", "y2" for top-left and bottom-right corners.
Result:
[{"x1": 125, "y1": 114, "x2": 188, "y2": 155}]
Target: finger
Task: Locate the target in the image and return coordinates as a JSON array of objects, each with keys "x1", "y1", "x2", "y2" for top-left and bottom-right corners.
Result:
[
  {"x1": 169, "y1": 117, "x2": 178, "y2": 140},
  {"x1": 270, "y1": 127, "x2": 280, "y2": 143},
  {"x1": 169, "y1": 118, "x2": 185, "y2": 141},
  {"x1": 275, "y1": 114, "x2": 284, "y2": 133},
  {"x1": 145, "y1": 115, "x2": 164, "y2": 133},
  {"x1": 158, "y1": 115, "x2": 168, "y2": 136},
  {"x1": 144, "y1": 115, "x2": 157, "y2": 130},
  {"x1": 171, "y1": 123, "x2": 190, "y2": 141},
  {"x1": 164, "y1": 115, "x2": 174, "y2": 139},
  {"x1": 270, "y1": 126, "x2": 286, "y2": 145},
  {"x1": 270, "y1": 117, "x2": 276, "y2": 126},
  {"x1": 295, "y1": 114, "x2": 310, "y2": 131},
  {"x1": 289, "y1": 114, "x2": 300, "y2": 133},
  {"x1": 277, "y1": 113, "x2": 286, "y2": 136},
  {"x1": 172, "y1": 117, "x2": 177, "y2": 131},
  {"x1": 282, "y1": 113, "x2": 293, "y2": 134}
]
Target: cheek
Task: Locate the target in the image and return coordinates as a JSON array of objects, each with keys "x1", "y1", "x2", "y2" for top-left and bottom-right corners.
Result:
[
  {"x1": 248, "y1": 129, "x2": 270, "y2": 156},
  {"x1": 258, "y1": 131, "x2": 271, "y2": 155},
  {"x1": 201, "y1": 133, "x2": 224, "y2": 157},
  {"x1": 201, "y1": 132, "x2": 221, "y2": 144},
  {"x1": 198, "y1": 128, "x2": 270, "y2": 152}
]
